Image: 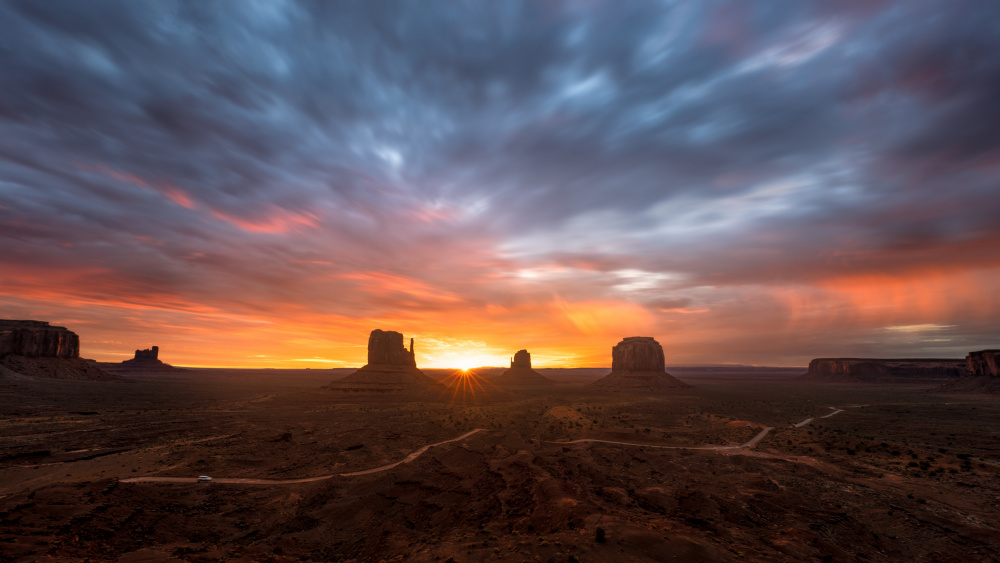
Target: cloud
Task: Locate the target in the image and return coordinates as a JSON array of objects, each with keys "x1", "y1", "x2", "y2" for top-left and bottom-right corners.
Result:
[{"x1": 1, "y1": 0, "x2": 998, "y2": 366}]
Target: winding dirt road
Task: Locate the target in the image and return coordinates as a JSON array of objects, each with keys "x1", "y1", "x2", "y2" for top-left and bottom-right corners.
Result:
[
  {"x1": 546, "y1": 426, "x2": 774, "y2": 452},
  {"x1": 121, "y1": 428, "x2": 485, "y2": 485},
  {"x1": 121, "y1": 406, "x2": 861, "y2": 486},
  {"x1": 793, "y1": 406, "x2": 848, "y2": 427}
]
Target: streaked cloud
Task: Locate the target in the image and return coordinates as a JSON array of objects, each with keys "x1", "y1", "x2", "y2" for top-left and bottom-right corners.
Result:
[{"x1": 1, "y1": 0, "x2": 998, "y2": 367}]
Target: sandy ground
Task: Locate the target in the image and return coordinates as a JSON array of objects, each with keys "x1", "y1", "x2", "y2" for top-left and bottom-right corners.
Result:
[{"x1": 1, "y1": 368, "x2": 998, "y2": 562}]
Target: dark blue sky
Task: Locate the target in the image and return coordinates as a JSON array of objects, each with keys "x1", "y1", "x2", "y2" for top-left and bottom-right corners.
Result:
[{"x1": 1, "y1": 0, "x2": 998, "y2": 367}]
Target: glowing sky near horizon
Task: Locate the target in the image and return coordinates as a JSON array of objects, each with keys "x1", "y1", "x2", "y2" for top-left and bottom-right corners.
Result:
[{"x1": 1, "y1": 1, "x2": 998, "y2": 368}]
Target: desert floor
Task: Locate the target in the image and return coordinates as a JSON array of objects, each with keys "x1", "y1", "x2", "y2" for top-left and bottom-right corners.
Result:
[{"x1": 1, "y1": 368, "x2": 998, "y2": 562}]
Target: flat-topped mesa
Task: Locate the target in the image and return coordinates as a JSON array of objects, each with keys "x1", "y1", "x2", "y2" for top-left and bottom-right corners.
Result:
[
  {"x1": 111, "y1": 345, "x2": 185, "y2": 373},
  {"x1": 0, "y1": 319, "x2": 114, "y2": 380},
  {"x1": 611, "y1": 336, "x2": 665, "y2": 372},
  {"x1": 133, "y1": 346, "x2": 159, "y2": 361},
  {"x1": 496, "y1": 349, "x2": 554, "y2": 387},
  {"x1": 0, "y1": 320, "x2": 79, "y2": 359},
  {"x1": 367, "y1": 330, "x2": 416, "y2": 367},
  {"x1": 966, "y1": 350, "x2": 1000, "y2": 378},
  {"x1": 511, "y1": 349, "x2": 531, "y2": 369},
  {"x1": 803, "y1": 358, "x2": 965, "y2": 382},
  {"x1": 592, "y1": 336, "x2": 690, "y2": 390},
  {"x1": 327, "y1": 329, "x2": 432, "y2": 391}
]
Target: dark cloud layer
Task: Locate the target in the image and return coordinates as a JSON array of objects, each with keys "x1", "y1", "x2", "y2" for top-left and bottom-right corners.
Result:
[{"x1": 1, "y1": 0, "x2": 998, "y2": 365}]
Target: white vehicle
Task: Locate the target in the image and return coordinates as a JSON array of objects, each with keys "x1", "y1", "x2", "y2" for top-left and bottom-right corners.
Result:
[{"x1": 197, "y1": 475, "x2": 213, "y2": 482}]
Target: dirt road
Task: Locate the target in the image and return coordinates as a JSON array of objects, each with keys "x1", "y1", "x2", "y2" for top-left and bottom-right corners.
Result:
[{"x1": 121, "y1": 428, "x2": 485, "y2": 485}]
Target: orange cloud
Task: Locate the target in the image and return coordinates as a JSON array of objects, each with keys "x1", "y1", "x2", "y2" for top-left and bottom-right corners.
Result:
[{"x1": 211, "y1": 205, "x2": 319, "y2": 234}]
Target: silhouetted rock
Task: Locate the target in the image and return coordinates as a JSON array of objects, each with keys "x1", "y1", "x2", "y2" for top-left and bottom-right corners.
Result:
[
  {"x1": 495, "y1": 349, "x2": 554, "y2": 387},
  {"x1": 0, "y1": 320, "x2": 79, "y2": 358},
  {"x1": 511, "y1": 349, "x2": 532, "y2": 369},
  {"x1": 591, "y1": 337, "x2": 690, "y2": 391},
  {"x1": 966, "y1": 350, "x2": 1000, "y2": 378},
  {"x1": 106, "y1": 345, "x2": 187, "y2": 374},
  {"x1": 803, "y1": 358, "x2": 965, "y2": 382},
  {"x1": 327, "y1": 329, "x2": 433, "y2": 391},
  {"x1": 133, "y1": 346, "x2": 159, "y2": 361},
  {"x1": 0, "y1": 320, "x2": 114, "y2": 380},
  {"x1": 366, "y1": 330, "x2": 416, "y2": 367}
]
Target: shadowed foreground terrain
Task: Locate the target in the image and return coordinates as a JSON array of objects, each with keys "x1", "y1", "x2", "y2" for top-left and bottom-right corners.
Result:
[{"x1": 1, "y1": 368, "x2": 999, "y2": 562}]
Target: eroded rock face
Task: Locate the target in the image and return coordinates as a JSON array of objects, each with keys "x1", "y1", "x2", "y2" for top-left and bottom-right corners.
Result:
[
  {"x1": 0, "y1": 320, "x2": 114, "y2": 380},
  {"x1": 133, "y1": 346, "x2": 159, "y2": 361},
  {"x1": 804, "y1": 358, "x2": 965, "y2": 381},
  {"x1": 497, "y1": 349, "x2": 554, "y2": 387},
  {"x1": 966, "y1": 350, "x2": 1000, "y2": 377},
  {"x1": 367, "y1": 330, "x2": 416, "y2": 367},
  {"x1": 592, "y1": 336, "x2": 690, "y2": 390},
  {"x1": 611, "y1": 337, "x2": 665, "y2": 372},
  {"x1": 0, "y1": 320, "x2": 79, "y2": 359},
  {"x1": 511, "y1": 349, "x2": 531, "y2": 368},
  {"x1": 328, "y1": 329, "x2": 431, "y2": 391}
]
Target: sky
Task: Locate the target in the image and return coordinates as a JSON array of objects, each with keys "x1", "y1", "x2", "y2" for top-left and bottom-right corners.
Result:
[{"x1": 1, "y1": 0, "x2": 998, "y2": 368}]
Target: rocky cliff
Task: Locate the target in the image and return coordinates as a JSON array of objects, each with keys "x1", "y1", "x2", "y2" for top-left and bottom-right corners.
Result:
[
  {"x1": 966, "y1": 350, "x2": 1000, "y2": 378},
  {"x1": 0, "y1": 320, "x2": 79, "y2": 358},
  {"x1": 931, "y1": 349, "x2": 1000, "y2": 394},
  {"x1": 133, "y1": 346, "x2": 159, "y2": 361},
  {"x1": 106, "y1": 345, "x2": 186, "y2": 374},
  {"x1": 327, "y1": 329, "x2": 432, "y2": 391},
  {"x1": 367, "y1": 330, "x2": 416, "y2": 367},
  {"x1": 803, "y1": 358, "x2": 965, "y2": 382},
  {"x1": 496, "y1": 349, "x2": 554, "y2": 387},
  {"x1": 592, "y1": 336, "x2": 690, "y2": 391},
  {"x1": 510, "y1": 349, "x2": 532, "y2": 368},
  {"x1": 0, "y1": 320, "x2": 114, "y2": 380}
]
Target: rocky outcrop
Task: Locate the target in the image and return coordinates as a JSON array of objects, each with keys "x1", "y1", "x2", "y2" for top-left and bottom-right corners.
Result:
[
  {"x1": 966, "y1": 350, "x2": 1000, "y2": 378},
  {"x1": 133, "y1": 346, "x2": 159, "y2": 361},
  {"x1": 932, "y1": 350, "x2": 1000, "y2": 394},
  {"x1": 592, "y1": 337, "x2": 690, "y2": 391},
  {"x1": 327, "y1": 329, "x2": 434, "y2": 392},
  {"x1": 0, "y1": 320, "x2": 79, "y2": 358},
  {"x1": 0, "y1": 320, "x2": 114, "y2": 380},
  {"x1": 802, "y1": 358, "x2": 965, "y2": 382},
  {"x1": 366, "y1": 330, "x2": 417, "y2": 367},
  {"x1": 495, "y1": 349, "x2": 554, "y2": 387},
  {"x1": 105, "y1": 345, "x2": 186, "y2": 374},
  {"x1": 511, "y1": 350, "x2": 532, "y2": 369}
]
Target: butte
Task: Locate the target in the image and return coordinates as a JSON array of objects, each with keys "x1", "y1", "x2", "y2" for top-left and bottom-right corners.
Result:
[
  {"x1": 590, "y1": 336, "x2": 690, "y2": 391},
  {"x1": 494, "y1": 349, "x2": 554, "y2": 387},
  {"x1": 0, "y1": 320, "x2": 114, "y2": 380},
  {"x1": 326, "y1": 329, "x2": 436, "y2": 392},
  {"x1": 103, "y1": 346, "x2": 187, "y2": 375}
]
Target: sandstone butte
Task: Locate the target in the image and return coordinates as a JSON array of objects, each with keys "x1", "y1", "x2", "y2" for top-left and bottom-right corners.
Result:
[
  {"x1": 326, "y1": 329, "x2": 436, "y2": 391},
  {"x1": 802, "y1": 358, "x2": 965, "y2": 382},
  {"x1": 494, "y1": 349, "x2": 554, "y2": 387},
  {"x1": 966, "y1": 350, "x2": 1000, "y2": 378},
  {"x1": 591, "y1": 336, "x2": 690, "y2": 391},
  {"x1": 0, "y1": 320, "x2": 114, "y2": 380},
  {"x1": 103, "y1": 345, "x2": 186, "y2": 374}
]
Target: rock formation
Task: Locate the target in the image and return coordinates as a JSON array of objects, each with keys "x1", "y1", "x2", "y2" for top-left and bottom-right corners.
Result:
[
  {"x1": 0, "y1": 320, "x2": 79, "y2": 358},
  {"x1": 802, "y1": 358, "x2": 965, "y2": 382},
  {"x1": 494, "y1": 349, "x2": 555, "y2": 387},
  {"x1": 106, "y1": 345, "x2": 186, "y2": 374},
  {"x1": 932, "y1": 349, "x2": 1000, "y2": 394},
  {"x1": 966, "y1": 350, "x2": 1000, "y2": 378},
  {"x1": 326, "y1": 329, "x2": 434, "y2": 391},
  {"x1": 591, "y1": 337, "x2": 690, "y2": 391},
  {"x1": 0, "y1": 320, "x2": 114, "y2": 380}
]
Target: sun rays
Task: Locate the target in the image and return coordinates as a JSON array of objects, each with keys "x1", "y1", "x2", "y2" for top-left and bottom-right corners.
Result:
[{"x1": 440, "y1": 368, "x2": 498, "y2": 405}]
